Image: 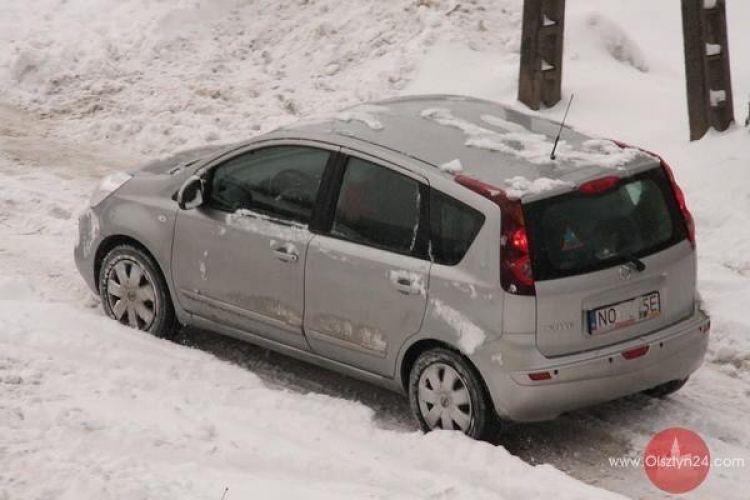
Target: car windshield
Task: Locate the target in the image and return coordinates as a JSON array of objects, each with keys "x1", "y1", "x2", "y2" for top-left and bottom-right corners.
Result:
[{"x1": 524, "y1": 167, "x2": 687, "y2": 281}]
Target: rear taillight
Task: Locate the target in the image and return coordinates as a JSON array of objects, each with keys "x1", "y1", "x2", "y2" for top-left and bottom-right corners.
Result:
[
  {"x1": 660, "y1": 159, "x2": 696, "y2": 247},
  {"x1": 455, "y1": 175, "x2": 536, "y2": 296},
  {"x1": 612, "y1": 141, "x2": 696, "y2": 248}
]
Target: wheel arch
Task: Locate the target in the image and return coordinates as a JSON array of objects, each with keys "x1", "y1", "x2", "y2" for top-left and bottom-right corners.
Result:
[
  {"x1": 94, "y1": 235, "x2": 165, "y2": 294},
  {"x1": 398, "y1": 338, "x2": 490, "y2": 396}
]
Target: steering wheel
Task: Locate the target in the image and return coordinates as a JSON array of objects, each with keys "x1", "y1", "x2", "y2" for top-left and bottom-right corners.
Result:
[
  {"x1": 269, "y1": 169, "x2": 316, "y2": 203},
  {"x1": 213, "y1": 179, "x2": 255, "y2": 211}
]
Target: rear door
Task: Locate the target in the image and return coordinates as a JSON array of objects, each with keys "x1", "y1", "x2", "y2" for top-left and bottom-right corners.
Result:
[
  {"x1": 525, "y1": 167, "x2": 695, "y2": 357},
  {"x1": 303, "y1": 152, "x2": 430, "y2": 376}
]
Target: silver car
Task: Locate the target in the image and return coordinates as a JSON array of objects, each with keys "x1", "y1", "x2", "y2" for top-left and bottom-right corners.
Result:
[{"x1": 75, "y1": 95, "x2": 710, "y2": 439}]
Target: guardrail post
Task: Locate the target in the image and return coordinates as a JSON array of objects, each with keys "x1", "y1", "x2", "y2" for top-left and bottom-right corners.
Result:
[
  {"x1": 518, "y1": 0, "x2": 566, "y2": 110},
  {"x1": 682, "y1": 0, "x2": 734, "y2": 140}
]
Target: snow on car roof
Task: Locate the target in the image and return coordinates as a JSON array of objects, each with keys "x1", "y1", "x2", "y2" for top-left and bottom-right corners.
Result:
[{"x1": 280, "y1": 95, "x2": 657, "y2": 200}]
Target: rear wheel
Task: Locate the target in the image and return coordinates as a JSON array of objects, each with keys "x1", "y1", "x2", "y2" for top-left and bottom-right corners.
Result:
[
  {"x1": 408, "y1": 348, "x2": 496, "y2": 440},
  {"x1": 643, "y1": 377, "x2": 689, "y2": 398},
  {"x1": 99, "y1": 244, "x2": 176, "y2": 338}
]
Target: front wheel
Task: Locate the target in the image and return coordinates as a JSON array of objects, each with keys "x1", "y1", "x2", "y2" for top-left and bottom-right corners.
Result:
[
  {"x1": 408, "y1": 348, "x2": 497, "y2": 440},
  {"x1": 99, "y1": 244, "x2": 176, "y2": 338}
]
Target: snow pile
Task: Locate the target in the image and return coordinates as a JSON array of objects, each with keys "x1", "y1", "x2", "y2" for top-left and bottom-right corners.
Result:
[
  {"x1": 0, "y1": 0, "x2": 521, "y2": 156},
  {"x1": 0, "y1": 299, "x2": 620, "y2": 500},
  {"x1": 585, "y1": 13, "x2": 649, "y2": 73},
  {"x1": 333, "y1": 104, "x2": 390, "y2": 131},
  {"x1": 504, "y1": 176, "x2": 574, "y2": 199},
  {"x1": 227, "y1": 209, "x2": 309, "y2": 242},
  {"x1": 439, "y1": 158, "x2": 464, "y2": 174}
]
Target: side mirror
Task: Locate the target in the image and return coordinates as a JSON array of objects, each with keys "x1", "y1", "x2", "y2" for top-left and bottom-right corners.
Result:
[{"x1": 177, "y1": 175, "x2": 205, "y2": 210}]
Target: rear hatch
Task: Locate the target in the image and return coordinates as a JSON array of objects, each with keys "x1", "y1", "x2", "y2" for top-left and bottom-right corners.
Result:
[{"x1": 525, "y1": 165, "x2": 695, "y2": 357}]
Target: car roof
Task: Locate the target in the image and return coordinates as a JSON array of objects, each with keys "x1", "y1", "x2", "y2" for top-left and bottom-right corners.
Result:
[{"x1": 262, "y1": 94, "x2": 659, "y2": 201}]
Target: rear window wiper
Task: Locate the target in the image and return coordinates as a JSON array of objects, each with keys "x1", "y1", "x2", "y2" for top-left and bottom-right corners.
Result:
[{"x1": 618, "y1": 252, "x2": 647, "y2": 272}]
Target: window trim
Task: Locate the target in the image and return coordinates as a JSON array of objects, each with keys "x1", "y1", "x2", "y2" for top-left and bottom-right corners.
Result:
[
  {"x1": 314, "y1": 151, "x2": 430, "y2": 260},
  {"x1": 199, "y1": 140, "x2": 341, "y2": 227}
]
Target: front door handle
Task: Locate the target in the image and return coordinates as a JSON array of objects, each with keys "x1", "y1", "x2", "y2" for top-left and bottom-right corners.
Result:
[
  {"x1": 271, "y1": 243, "x2": 299, "y2": 263},
  {"x1": 390, "y1": 272, "x2": 422, "y2": 295}
]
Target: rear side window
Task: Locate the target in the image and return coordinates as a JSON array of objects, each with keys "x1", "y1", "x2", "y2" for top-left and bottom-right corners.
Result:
[
  {"x1": 209, "y1": 146, "x2": 329, "y2": 224},
  {"x1": 525, "y1": 168, "x2": 687, "y2": 281},
  {"x1": 332, "y1": 157, "x2": 422, "y2": 255},
  {"x1": 429, "y1": 190, "x2": 485, "y2": 266}
]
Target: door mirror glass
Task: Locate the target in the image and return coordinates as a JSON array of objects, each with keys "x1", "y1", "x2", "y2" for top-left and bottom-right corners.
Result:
[{"x1": 177, "y1": 175, "x2": 205, "y2": 210}]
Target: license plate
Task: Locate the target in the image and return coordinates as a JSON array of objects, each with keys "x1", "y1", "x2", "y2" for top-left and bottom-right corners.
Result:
[{"x1": 587, "y1": 292, "x2": 661, "y2": 335}]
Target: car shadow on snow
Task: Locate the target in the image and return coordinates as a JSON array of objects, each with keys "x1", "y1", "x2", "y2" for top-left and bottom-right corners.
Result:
[
  {"x1": 175, "y1": 326, "x2": 417, "y2": 432},
  {"x1": 176, "y1": 326, "x2": 659, "y2": 476}
]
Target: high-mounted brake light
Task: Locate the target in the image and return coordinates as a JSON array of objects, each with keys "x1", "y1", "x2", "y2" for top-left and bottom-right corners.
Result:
[
  {"x1": 579, "y1": 176, "x2": 619, "y2": 194},
  {"x1": 455, "y1": 175, "x2": 535, "y2": 296},
  {"x1": 612, "y1": 141, "x2": 696, "y2": 248}
]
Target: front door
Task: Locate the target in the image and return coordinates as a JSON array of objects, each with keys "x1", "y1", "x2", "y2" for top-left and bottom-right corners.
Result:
[
  {"x1": 173, "y1": 144, "x2": 334, "y2": 349},
  {"x1": 303, "y1": 153, "x2": 430, "y2": 375}
]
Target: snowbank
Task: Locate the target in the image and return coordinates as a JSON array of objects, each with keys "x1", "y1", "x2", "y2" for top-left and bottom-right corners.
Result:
[
  {"x1": 0, "y1": 0, "x2": 521, "y2": 156},
  {"x1": 0, "y1": 299, "x2": 619, "y2": 500}
]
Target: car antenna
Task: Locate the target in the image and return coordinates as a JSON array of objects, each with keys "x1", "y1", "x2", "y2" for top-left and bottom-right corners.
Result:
[{"x1": 550, "y1": 93, "x2": 575, "y2": 160}]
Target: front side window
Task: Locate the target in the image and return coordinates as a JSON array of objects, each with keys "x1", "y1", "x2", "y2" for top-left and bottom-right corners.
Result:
[
  {"x1": 209, "y1": 146, "x2": 330, "y2": 224},
  {"x1": 332, "y1": 157, "x2": 422, "y2": 255}
]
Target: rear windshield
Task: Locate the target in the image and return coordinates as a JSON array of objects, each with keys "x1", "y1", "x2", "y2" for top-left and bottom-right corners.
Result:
[{"x1": 524, "y1": 168, "x2": 687, "y2": 281}]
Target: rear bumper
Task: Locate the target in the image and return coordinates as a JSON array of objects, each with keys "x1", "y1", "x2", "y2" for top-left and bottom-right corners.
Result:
[{"x1": 477, "y1": 309, "x2": 710, "y2": 422}]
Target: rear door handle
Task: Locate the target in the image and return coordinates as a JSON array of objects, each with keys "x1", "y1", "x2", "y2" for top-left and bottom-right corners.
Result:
[{"x1": 271, "y1": 243, "x2": 299, "y2": 263}]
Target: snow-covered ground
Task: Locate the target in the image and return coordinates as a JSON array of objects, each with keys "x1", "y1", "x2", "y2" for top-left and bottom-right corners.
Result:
[{"x1": 1, "y1": 0, "x2": 748, "y2": 498}]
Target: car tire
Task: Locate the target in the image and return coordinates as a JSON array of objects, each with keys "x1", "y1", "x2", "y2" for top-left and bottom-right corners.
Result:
[
  {"x1": 99, "y1": 244, "x2": 176, "y2": 338},
  {"x1": 408, "y1": 347, "x2": 497, "y2": 440},
  {"x1": 642, "y1": 377, "x2": 689, "y2": 399}
]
